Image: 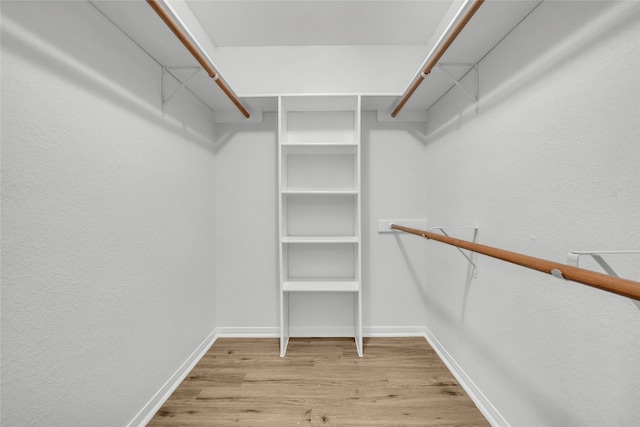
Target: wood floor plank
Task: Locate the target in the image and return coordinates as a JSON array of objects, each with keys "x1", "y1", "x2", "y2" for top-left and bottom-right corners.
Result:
[{"x1": 148, "y1": 337, "x2": 489, "y2": 426}]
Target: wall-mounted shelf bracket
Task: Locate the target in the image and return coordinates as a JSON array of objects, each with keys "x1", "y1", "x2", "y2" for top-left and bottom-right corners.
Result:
[
  {"x1": 436, "y1": 63, "x2": 479, "y2": 113},
  {"x1": 431, "y1": 226, "x2": 479, "y2": 277},
  {"x1": 161, "y1": 66, "x2": 202, "y2": 112},
  {"x1": 568, "y1": 250, "x2": 640, "y2": 307}
]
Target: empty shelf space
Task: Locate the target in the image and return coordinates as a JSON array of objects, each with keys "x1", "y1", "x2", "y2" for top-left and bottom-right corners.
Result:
[
  {"x1": 281, "y1": 148, "x2": 358, "y2": 190},
  {"x1": 281, "y1": 111, "x2": 357, "y2": 144},
  {"x1": 280, "y1": 95, "x2": 359, "y2": 112},
  {"x1": 283, "y1": 194, "x2": 357, "y2": 237},
  {"x1": 283, "y1": 279, "x2": 360, "y2": 292},
  {"x1": 285, "y1": 241, "x2": 356, "y2": 279}
]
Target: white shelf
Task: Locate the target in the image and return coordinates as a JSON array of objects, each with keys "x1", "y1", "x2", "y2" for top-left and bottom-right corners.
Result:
[
  {"x1": 283, "y1": 280, "x2": 360, "y2": 292},
  {"x1": 282, "y1": 236, "x2": 359, "y2": 244},
  {"x1": 278, "y1": 94, "x2": 362, "y2": 357},
  {"x1": 282, "y1": 189, "x2": 358, "y2": 195},
  {"x1": 282, "y1": 145, "x2": 357, "y2": 153},
  {"x1": 282, "y1": 142, "x2": 358, "y2": 147}
]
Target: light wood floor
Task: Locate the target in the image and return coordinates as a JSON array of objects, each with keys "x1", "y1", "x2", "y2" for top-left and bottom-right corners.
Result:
[{"x1": 148, "y1": 337, "x2": 489, "y2": 426}]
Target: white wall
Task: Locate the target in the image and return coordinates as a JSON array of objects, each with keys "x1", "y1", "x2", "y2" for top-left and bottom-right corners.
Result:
[
  {"x1": 421, "y1": 1, "x2": 640, "y2": 425},
  {"x1": 363, "y1": 113, "x2": 431, "y2": 332},
  {"x1": 1, "y1": 2, "x2": 217, "y2": 425},
  {"x1": 212, "y1": 114, "x2": 279, "y2": 333}
]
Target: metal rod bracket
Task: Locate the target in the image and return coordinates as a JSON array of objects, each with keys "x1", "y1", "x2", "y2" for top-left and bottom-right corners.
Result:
[
  {"x1": 161, "y1": 66, "x2": 201, "y2": 112},
  {"x1": 147, "y1": 0, "x2": 250, "y2": 118},
  {"x1": 436, "y1": 63, "x2": 480, "y2": 113},
  {"x1": 568, "y1": 250, "x2": 640, "y2": 308},
  {"x1": 431, "y1": 226, "x2": 479, "y2": 277}
]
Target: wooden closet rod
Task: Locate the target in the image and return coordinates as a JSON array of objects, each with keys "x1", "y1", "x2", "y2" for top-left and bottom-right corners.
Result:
[
  {"x1": 147, "y1": 0, "x2": 250, "y2": 118},
  {"x1": 391, "y1": 224, "x2": 640, "y2": 301},
  {"x1": 391, "y1": 0, "x2": 484, "y2": 118}
]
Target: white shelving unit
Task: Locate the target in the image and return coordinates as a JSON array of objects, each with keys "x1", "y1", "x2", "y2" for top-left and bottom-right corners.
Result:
[{"x1": 278, "y1": 95, "x2": 362, "y2": 357}]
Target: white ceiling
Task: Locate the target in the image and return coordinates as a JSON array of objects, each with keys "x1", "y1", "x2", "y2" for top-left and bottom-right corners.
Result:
[
  {"x1": 91, "y1": 0, "x2": 542, "y2": 117},
  {"x1": 186, "y1": 1, "x2": 454, "y2": 47}
]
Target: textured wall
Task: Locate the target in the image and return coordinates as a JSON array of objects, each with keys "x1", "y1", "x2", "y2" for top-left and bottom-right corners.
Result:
[
  {"x1": 213, "y1": 115, "x2": 279, "y2": 332},
  {"x1": 1, "y1": 2, "x2": 217, "y2": 425},
  {"x1": 422, "y1": 2, "x2": 640, "y2": 425},
  {"x1": 362, "y1": 113, "x2": 431, "y2": 331}
]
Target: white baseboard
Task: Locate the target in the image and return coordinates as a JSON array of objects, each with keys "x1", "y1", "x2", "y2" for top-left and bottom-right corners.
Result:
[
  {"x1": 290, "y1": 326, "x2": 356, "y2": 337},
  {"x1": 127, "y1": 329, "x2": 218, "y2": 427},
  {"x1": 364, "y1": 325, "x2": 426, "y2": 337},
  {"x1": 422, "y1": 326, "x2": 508, "y2": 427},
  {"x1": 215, "y1": 326, "x2": 279, "y2": 338},
  {"x1": 216, "y1": 325, "x2": 427, "y2": 338}
]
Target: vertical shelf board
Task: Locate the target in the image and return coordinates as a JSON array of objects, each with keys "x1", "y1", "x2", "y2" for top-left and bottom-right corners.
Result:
[
  {"x1": 280, "y1": 291, "x2": 289, "y2": 357},
  {"x1": 356, "y1": 94, "x2": 363, "y2": 358},
  {"x1": 355, "y1": 95, "x2": 363, "y2": 357},
  {"x1": 278, "y1": 95, "x2": 362, "y2": 357},
  {"x1": 278, "y1": 96, "x2": 288, "y2": 357}
]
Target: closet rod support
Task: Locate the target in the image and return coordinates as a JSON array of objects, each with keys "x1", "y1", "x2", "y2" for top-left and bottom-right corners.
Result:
[
  {"x1": 147, "y1": 0, "x2": 250, "y2": 118},
  {"x1": 568, "y1": 250, "x2": 640, "y2": 308},
  {"x1": 431, "y1": 226, "x2": 478, "y2": 275},
  {"x1": 161, "y1": 66, "x2": 201, "y2": 112},
  {"x1": 391, "y1": 0, "x2": 484, "y2": 117},
  {"x1": 567, "y1": 250, "x2": 640, "y2": 277},
  {"x1": 436, "y1": 63, "x2": 479, "y2": 113}
]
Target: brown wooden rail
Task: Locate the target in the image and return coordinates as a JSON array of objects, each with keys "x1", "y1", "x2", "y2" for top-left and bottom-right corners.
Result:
[
  {"x1": 147, "y1": 0, "x2": 251, "y2": 118},
  {"x1": 391, "y1": 0, "x2": 484, "y2": 118},
  {"x1": 391, "y1": 224, "x2": 640, "y2": 301}
]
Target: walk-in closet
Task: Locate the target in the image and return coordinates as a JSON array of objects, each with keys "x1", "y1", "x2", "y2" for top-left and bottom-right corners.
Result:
[{"x1": 2, "y1": 1, "x2": 639, "y2": 425}]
